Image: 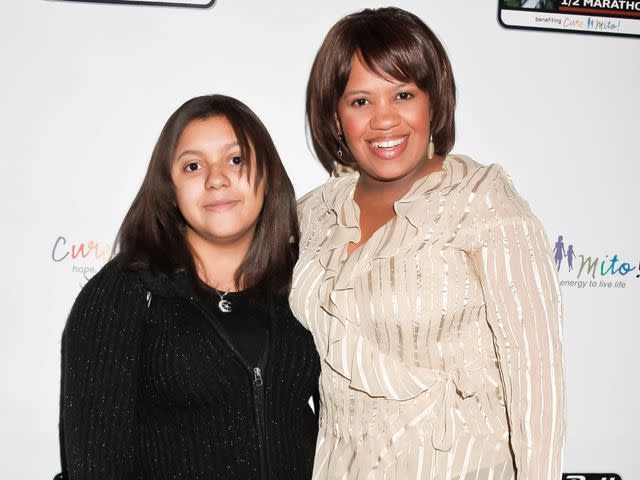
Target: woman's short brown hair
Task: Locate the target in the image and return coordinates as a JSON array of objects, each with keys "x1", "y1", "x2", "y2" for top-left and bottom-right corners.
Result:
[{"x1": 306, "y1": 7, "x2": 457, "y2": 173}]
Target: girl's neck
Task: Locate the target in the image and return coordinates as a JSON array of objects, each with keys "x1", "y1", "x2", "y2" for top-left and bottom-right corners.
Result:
[{"x1": 186, "y1": 229, "x2": 253, "y2": 292}]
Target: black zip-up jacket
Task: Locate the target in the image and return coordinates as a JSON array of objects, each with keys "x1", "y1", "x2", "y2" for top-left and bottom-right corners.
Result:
[{"x1": 58, "y1": 260, "x2": 320, "y2": 479}]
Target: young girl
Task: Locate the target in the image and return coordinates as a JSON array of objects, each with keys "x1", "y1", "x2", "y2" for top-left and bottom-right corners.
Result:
[{"x1": 58, "y1": 95, "x2": 320, "y2": 479}]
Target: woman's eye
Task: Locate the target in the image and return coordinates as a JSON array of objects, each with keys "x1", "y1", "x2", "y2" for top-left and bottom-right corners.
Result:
[
  {"x1": 228, "y1": 155, "x2": 243, "y2": 166},
  {"x1": 351, "y1": 98, "x2": 368, "y2": 107},
  {"x1": 397, "y1": 92, "x2": 413, "y2": 100},
  {"x1": 184, "y1": 162, "x2": 201, "y2": 172}
]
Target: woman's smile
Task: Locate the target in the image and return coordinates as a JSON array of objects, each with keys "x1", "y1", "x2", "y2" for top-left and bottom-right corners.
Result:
[{"x1": 366, "y1": 135, "x2": 408, "y2": 159}]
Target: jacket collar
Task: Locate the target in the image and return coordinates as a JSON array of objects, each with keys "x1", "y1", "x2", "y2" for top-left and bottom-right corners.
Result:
[
  {"x1": 138, "y1": 269, "x2": 193, "y2": 299},
  {"x1": 138, "y1": 268, "x2": 290, "y2": 319}
]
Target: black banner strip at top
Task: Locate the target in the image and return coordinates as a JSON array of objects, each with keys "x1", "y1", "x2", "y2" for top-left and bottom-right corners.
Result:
[
  {"x1": 50, "y1": 0, "x2": 216, "y2": 8},
  {"x1": 562, "y1": 474, "x2": 622, "y2": 480}
]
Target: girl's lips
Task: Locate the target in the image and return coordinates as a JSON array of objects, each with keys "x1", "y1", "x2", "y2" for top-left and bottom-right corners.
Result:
[
  {"x1": 204, "y1": 200, "x2": 239, "y2": 213},
  {"x1": 367, "y1": 136, "x2": 408, "y2": 160}
]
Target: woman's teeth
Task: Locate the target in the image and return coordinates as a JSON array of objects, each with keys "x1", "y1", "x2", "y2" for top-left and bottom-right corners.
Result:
[{"x1": 370, "y1": 138, "x2": 405, "y2": 148}]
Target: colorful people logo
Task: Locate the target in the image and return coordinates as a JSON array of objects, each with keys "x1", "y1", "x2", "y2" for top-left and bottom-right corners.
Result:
[{"x1": 553, "y1": 235, "x2": 577, "y2": 272}]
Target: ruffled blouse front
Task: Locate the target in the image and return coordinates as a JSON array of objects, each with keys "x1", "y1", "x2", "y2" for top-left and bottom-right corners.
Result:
[{"x1": 290, "y1": 155, "x2": 565, "y2": 479}]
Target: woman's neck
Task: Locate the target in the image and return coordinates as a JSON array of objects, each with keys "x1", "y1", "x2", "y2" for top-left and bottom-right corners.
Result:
[{"x1": 355, "y1": 155, "x2": 444, "y2": 207}]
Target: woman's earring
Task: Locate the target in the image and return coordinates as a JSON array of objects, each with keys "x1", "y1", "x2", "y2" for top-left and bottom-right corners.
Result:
[
  {"x1": 337, "y1": 132, "x2": 344, "y2": 160},
  {"x1": 427, "y1": 133, "x2": 435, "y2": 160}
]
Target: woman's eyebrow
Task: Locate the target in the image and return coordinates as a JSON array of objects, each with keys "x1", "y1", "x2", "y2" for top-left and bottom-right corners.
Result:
[{"x1": 342, "y1": 82, "x2": 414, "y2": 97}]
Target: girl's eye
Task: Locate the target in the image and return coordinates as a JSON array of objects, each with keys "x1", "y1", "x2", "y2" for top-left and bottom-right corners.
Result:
[
  {"x1": 184, "y1": 162, "x2": 201, "y2": 172},
  {"x1": 397, "y1": 92, "x2": 413, "y2": 100},
  {"x1": 228, "y1": 155, "x2": 243, "y2": 166},
  {"x1": 351, "y1": 98, "x2": 369, "y2": 107}
]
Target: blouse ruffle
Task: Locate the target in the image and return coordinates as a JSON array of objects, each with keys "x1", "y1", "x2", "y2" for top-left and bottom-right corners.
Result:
[{"x1": 316, "y1": 157, "x2": 481, "y2": 451}]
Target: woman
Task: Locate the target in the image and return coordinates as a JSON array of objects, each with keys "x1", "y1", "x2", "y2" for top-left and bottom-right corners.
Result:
[
  {"x1": 58, "y1": 95, "x2": 320, "y2": 479},
  {"x1": 291, "y1": 8, "x2": 564, "y2": 479}
]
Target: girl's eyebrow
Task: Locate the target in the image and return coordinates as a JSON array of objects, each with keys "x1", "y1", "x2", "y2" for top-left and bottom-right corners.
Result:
[
  {"x1": 175, "y1": 142, "x2": 240, "y2": 160},
  {"x1": 342, "y1": 89, "x2": 370, "y2": 97},
  {"x1": 176, "y1": 149, "x2": 203, "y2": 160}
]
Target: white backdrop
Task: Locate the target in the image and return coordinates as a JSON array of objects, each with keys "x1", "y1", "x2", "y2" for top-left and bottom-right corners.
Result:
[{"x1": 1, "y1": 0, "x2": 638, "y2": 478}]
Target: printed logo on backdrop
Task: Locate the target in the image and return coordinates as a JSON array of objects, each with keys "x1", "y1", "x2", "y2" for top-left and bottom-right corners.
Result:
[
  {"x1": 553, "y1": 234, "x2": 639, "y2": 289},
  {"x1": 51, "y1": 235, "x2": 115, "y2": 287},
  {"x1": 498, "y1": 0, "x2": 640, "y2": 37},
  {"x1": 53, "y1": 0, "x2": 215, "y2": 8}
]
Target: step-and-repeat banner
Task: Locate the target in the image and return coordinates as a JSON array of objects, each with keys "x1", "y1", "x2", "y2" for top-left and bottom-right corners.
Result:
[{"x1": 1, "y1": 0, "x2": 638, "y2": 478}]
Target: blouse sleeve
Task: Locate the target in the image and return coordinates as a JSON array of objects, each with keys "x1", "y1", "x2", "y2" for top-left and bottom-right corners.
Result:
[
  {"x1": 469, "y1": 166, "x2": 565, "y2": 479},
  {"x1": 60, "y1": 262, "x2": 147, "y2": 479}
]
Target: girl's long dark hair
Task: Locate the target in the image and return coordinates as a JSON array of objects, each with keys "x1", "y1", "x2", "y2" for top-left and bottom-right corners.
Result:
[{"x1": 116, "y1": 94, "x2": 299, "y2": 295}]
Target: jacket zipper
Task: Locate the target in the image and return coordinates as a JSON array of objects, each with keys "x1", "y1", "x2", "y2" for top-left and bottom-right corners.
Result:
[
  {"x1": 188, "y1": 296, "x2": 271, "y2": 479},
  {"x1": 252, "y1": 344, "x2": 270, "y2": 479}
]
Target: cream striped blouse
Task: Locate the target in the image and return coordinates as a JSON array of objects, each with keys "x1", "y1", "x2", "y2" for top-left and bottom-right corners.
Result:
[{"x1": 290, "y1": 155, "x2": 565, "y2": 479}]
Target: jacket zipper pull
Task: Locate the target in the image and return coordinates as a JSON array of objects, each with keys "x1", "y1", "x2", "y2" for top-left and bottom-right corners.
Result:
[
  {"x1": 253, "y1": 367, "x2": 264, "y2": 386},
  {"x1": 146, "y1": 291, "x2": 152, "y2": 307}
]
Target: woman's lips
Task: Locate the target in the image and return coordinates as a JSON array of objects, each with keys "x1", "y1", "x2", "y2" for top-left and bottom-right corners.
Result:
[
  {"x1": 204, "y1": 200, "x2": 239, "y2": 213},
  {"x1": 367, "y1": 136, "x2": 408, "y2": 159}
]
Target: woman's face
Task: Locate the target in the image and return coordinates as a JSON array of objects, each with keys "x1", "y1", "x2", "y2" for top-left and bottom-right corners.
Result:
[
  {"x1": 336, "y1": 55, "x2": 433, "y2": 184},
  {"x1": 171, "y1": 115, "x2": 265, "y2": 248}
]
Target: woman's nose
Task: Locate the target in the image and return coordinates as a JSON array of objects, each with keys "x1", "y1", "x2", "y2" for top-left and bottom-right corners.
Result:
[{"x1": 369, "y1": 101, "x2": 400, "y2": 131}]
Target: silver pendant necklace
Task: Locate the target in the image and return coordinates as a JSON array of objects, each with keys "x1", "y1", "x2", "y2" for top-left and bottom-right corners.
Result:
[{"x1": 216, "y1": 289, "x2": 232, "y2": 313}]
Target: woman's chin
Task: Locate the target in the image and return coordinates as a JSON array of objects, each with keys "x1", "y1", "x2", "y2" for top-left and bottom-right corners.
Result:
[{"x1": 359, "y1": 163, "x2": 420, "y2": 184}]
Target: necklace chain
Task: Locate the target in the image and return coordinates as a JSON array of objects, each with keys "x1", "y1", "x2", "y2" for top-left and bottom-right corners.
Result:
[{"x1": 215, "y1": 288, "x2": 232, "y2": 313}]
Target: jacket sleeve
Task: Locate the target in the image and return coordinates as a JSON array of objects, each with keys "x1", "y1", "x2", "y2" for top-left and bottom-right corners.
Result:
[
  {"x1": 469, "y1": 167, "x2": 565, "y2": 479},
  {"x1": 60, "y1": 262, "x2": 147, "y2": 479}
]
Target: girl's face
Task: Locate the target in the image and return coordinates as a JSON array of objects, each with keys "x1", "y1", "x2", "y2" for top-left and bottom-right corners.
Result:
[
  {"x1": 336, "y1": 55, "x2": 433, "y2": 184},
  {"x1": 171, "y1": 116, "x2": 265, "y2": 248}
]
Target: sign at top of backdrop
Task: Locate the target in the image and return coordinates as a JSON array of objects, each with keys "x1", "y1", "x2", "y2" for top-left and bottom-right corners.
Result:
[
  {"x1": 499, "y1": 0, "x2": 640, "y2": 37},
  {"x1": 51, "y1": 0, "x2": 215, "y2": 8}
]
